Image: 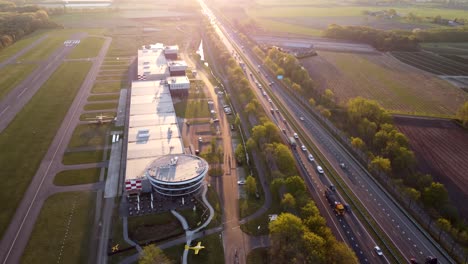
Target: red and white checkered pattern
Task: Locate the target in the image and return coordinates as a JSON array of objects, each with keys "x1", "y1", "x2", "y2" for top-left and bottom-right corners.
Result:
[
  {"x1": 137, "y1": 75, "x2": 146, "y2": 81},
  {"x1": 125, "y1": 180, "x2": 142, "y2": 191}
]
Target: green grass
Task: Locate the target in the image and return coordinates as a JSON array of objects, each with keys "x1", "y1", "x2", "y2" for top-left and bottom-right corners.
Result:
[
  {"x1": 84, "y1": 102, "x2": 118, "y2": 111},
  {"x1": 0, "y1": 61, "x2": 91, "y2": 238},
  {"x1": 163, "y1": 232, "x2": 224, "y2": 264},
  {"x1": 53, "y1": 168, "x2": 101, "y2": 186},
  {"x1": 19, "y1": 31, "x2": 74, "y2": 61},
  {"x1": 255, "y1": 18, "x2": 322, "y2": 36},
  {"x1": 68, "y1": 123, "x2": 111, "y2": 148},
  {"x1": 247, "y1": 247, "x2": 269, "y2": 264},
  {"x1": 62, "y1": 150, "x2": 105, "y2": 165},
  {"x1": 67, "y1": 36, "x2": 105, "y2": 59},
  {"x1": 128, "y1": 212, "x2": 184, "y2": 244},
  {"x1": 0, "y1": 64, "x2": 36, "y2": 101},
  {"x1": 79, "y1": 112, "x2": 116, "y2": 121},
  {"x1": 91, "y1": 81, "x2": 124, "y2": 93},
  {"x1": 206, "y1": 186, "x2": 222, "y2": 228},
  {"x1": 21, "y1": 191, "x2": 96, "y2": 264},
  {"x1": 88, "y1": 94, "x2": 120, "y2": 101},
  {"x1": 174, "y1": 100, "x2": 210, "y2": 118},
  {"x1": 0, "y1": 30, "x2": 48, "y2": 63}
]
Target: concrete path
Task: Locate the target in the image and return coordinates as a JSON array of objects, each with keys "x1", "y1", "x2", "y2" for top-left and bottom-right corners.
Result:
[{"x1": 104, "y1": 140, "x2": 123, "y2": 198}]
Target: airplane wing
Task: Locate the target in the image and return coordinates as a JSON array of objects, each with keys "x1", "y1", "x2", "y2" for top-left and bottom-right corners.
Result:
[{"x1": 194, "y1": 248, "x2": 201, "y2": 255}]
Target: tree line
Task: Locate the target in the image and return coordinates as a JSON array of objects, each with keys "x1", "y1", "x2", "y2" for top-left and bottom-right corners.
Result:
[
  {"x1": 0, "y1": 0, "x2": 61, "y2": 50},
  {"x1": 323, "y1": 24, "x2": 468, "y2": 51},
  {"x1": 253, "y1": 46, "x2": 468, "y2": 248},
  {"x1": 204, "y1": 19, "x2": 359, "y2": 260}
]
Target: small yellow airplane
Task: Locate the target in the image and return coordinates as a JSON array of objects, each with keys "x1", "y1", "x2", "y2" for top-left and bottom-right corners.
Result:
[{"x1": 185, "y1": 241, "x2": 205, "y2": 255}]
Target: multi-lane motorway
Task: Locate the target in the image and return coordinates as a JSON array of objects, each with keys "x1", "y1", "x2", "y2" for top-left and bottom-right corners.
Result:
[{"x1": 199, "y1": 1, "x2": 455, "y2": 263}]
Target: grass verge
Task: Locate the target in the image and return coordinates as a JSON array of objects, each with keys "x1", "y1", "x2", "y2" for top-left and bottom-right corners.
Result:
[
  {"x1": 0, "y1": 61, "x2": 91, "y2": 238},
  {"x1": 92, "y1": 81, "x2": 123, "y2": 93},
  {"x1": 174, "y1": 100, "x2": 210, "y2": 118},
  {"x1": 62, "y1": 150, "x2": 105, "y2": 165},
  {"x1": 67, "y1": 36, "x2": 105, "y2": 59},
  {"x1": 0, "y1": 30, "x2": 48, "y2": 63},
  {"x1": 19, "y1": 31, "x2": 73, "y2": 61},
  {"x1": 53, "y1": 168, "x2": 101, "y2": 186},
  {"x1": 247, "y1": 247, "x2": 269, "y2": 264},
  {"x1": 88, "y1": 94, "x2": 120, "y2": 101},
  {"x1": 68, "y1": 123, "x2": 111, "y2": 148},
  {"x1": 0, "y1": 64, "x2": 36, "y2": 101},
  {"x1": 128, "y1": 212, "x2": 184, "y2": 244},
  {"x1": 163, "y1": 232, "x2": 224, "y2": 264},
  {"x1": 79, "y1": 111, "x2": 116, "y2": 121},
  {"x1": 21, "y1": 191, "x2": 96, "y2": 264},
  {"x1": 84, "y1": 102, "x2": 118, "y2": 111}
]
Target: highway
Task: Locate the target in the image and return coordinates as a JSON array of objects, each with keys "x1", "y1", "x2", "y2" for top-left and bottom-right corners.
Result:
[
  {"x1": 199, "y1": 1, "x2": 455, "y2": 263},
  {"x1": 198, "y1": 1, "x2": 389, "y2": 263}
]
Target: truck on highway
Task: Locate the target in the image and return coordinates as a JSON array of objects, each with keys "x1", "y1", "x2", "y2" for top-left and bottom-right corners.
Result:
[
  {"x1": 288, "y1": 137, "x2": 297, "y2": 148},
  {"x1": 325, "y1": 189, "x2": 345, "y2": 216}
]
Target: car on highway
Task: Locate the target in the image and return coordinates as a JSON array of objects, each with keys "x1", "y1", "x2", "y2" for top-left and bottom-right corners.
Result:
[
  {"x1": 301, "y1": 145, "x2": 307, "y2": 151},
  {"x1": 237, "y1": 180, "x2": 246, "y2": 185},
  {"x1": 316, "y1": 166, "x2": 324, "y2": 174},
  {"x1": 308, "y1": 154, "x2": 314, "y2": 162},
  {"x1": 374, "y1": 246, "x2": 383, "y2": 256},
  {"x1": 262, "y1": 91, "x2": 267, "y2": 96},
  {"x1": 299, "y1": 116, "x2": 305, "y2": 121},
  {"x1": 268, "y1": 98, "x2": 272, "y2": 104},
  {"x1": 293, "y1": 133, "x2": 298, "y2": 139}
]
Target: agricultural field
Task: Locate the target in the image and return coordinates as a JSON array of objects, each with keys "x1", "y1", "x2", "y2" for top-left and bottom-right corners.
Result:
[
  {"x1": 394, "y1": 116, "x2": 468, "y2": 218},
  {"x1": 301, "y1": 51, "x2": 468, "y2": 116},
  {"x1": 391, "y1": 51, "x2": 468, "y2": 76},
  {"x1": 217, "y1": 0, "x2": 468, "y2": 36}
]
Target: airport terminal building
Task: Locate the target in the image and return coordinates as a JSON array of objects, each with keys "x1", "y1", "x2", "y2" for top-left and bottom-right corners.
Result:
[{"x1": 124, "y1": 44, "x2": 207, "y2": 197}]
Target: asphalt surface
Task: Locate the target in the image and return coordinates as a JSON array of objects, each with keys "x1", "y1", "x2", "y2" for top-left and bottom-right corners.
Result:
[
  {"x1": 201, "y1": 2, "x2": 456, "y2": 263},
  {"x1": 0, "y1": 32, "x2": 87, "y2": 133},
  {"x1": 0, "y1": 36, "x2": 112, "y2": 264}
]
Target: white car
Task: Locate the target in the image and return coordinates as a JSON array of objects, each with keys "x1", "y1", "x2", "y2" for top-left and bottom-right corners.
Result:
[
  {"x1": 268, "y1": 98, "x2": 272, "y2": 103},
  {"x1": 198, "y1": 137, "x2": 203, "y2": 143},
  {"x1": 374, "y1": 246, "x2": 383, "y2": 256},
  {"x1": 316, "y1": 166, "x2": 324, "y2": 174},
  {"x1": 293, "y1": 133, "x2": 298, "y2": 139},
  {"x1": 308, "y1": 154, "x2": 314, "y2": 162},
  {"x1": 262, "y1": 91, "x2": 267, "y2": 96},
  {"x1": 237, "y1": 180, "x2": 246, "y2": 185},
  {"x1": 301, "y1": 145, "x2": 307, "y2": 151},
  {"x1": 299, "y1": 116, "x2": 305, "y2": 121}
]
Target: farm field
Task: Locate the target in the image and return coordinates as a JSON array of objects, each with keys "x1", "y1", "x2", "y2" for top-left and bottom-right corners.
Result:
[
  {"x1": 394, "y1": 116, "x2": 468, "y2": 218},
  {"x1": 301, "y1": 51, "x2": 468, "y2": 116},
  {"x1": 391, "y1": 51, "x2": 468, "y2": 76},
  {"x1": 421, "y1": 42, "x2": 468, "y2": 56}
]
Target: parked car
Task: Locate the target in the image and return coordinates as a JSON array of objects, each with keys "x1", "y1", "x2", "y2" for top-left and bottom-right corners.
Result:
[
  {"x1": 316, "y1": 166, "x2": 324, "y2": 174},
  {"x1": 237, "y1": 180, "x2": 246, "y2": 185}
]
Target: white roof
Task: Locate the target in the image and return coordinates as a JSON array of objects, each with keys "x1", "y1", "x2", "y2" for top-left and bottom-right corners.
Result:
[
  {"x1": 127, "y1": 138, "x2": 184, "y2": 160},
  {"x1": 125, "y1": 157, "x2": 157, "y2": 181},
  {"x1": 129, "y1": 113, "x2": 177, "y2": 127},
  {"x1": 128, "y1": 124, "x2": 181, "y2": 142},
  {"x1": 137, "y1": 49, "x2": 168, "y2": 77}
]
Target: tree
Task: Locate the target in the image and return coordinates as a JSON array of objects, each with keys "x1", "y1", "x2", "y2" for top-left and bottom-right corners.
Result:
[
  {"x1": 457, "y1": 101, "x2": 468, "y2": 126},
  {"x1": 308, "y1": 98, "x2": 316, "y2": 107},
  {"x1": 139, "y1": 245, "x2": 171, "y2": 264},
  {"x1": 302, "y1": 230, "x2": 326, "y2": 263},
  {"x1": 234, "y1": 113, "x2": 241, "y2": 127},
  {"x1": 272, "y1": 143, "x2": 296, "y2": 176},
  {"x1": 326, "y1": 242, "x2": 358, "y2": 264},
  {"x1": 281, "y1": 193, "x2": 296, "y2": 212},
  {"x1": 422, "y1": 182, "x2": 449, "y2": 210},
  {"x1": 322, "y1": 89, "x2": 335, "y2": 107},
  {"x1": 245, "y1": 175, "x2": 257, "y2": 197},
  {"x1": 369, "y1": 156, "x2": 391, "y2": 175},
  {"x1": 269, "y1": 213, "x2": 306, "y2": 264},
  {"x1": 405, "y1": 187, "x2": 421, "y2": 207},
  {"x1": 234, "y1": 144, "x2": 246, "y2": 165},
  {"x1": 436, "y1": 218, "x2": 452, "y2": 240},
  {"x1": 351, "y1": 136, "x2": 366, "y2": 151}
]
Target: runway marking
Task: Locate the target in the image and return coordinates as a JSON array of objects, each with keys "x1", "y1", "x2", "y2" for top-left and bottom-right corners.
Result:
[
  {"x1": 17, "y1": 87, "x2": 28, "y2": 98},
  {"x1": 0, "y1": 105, "x2": 10, "y2": 117}
]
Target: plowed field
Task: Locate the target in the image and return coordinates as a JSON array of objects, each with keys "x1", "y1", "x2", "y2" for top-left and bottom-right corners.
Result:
[
  {"x1": 395, "y1": 116, "x2": 468, "y2": 218},
  {"x1": 301, "y1": 51, "x2": 468, "y2": 116}
]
